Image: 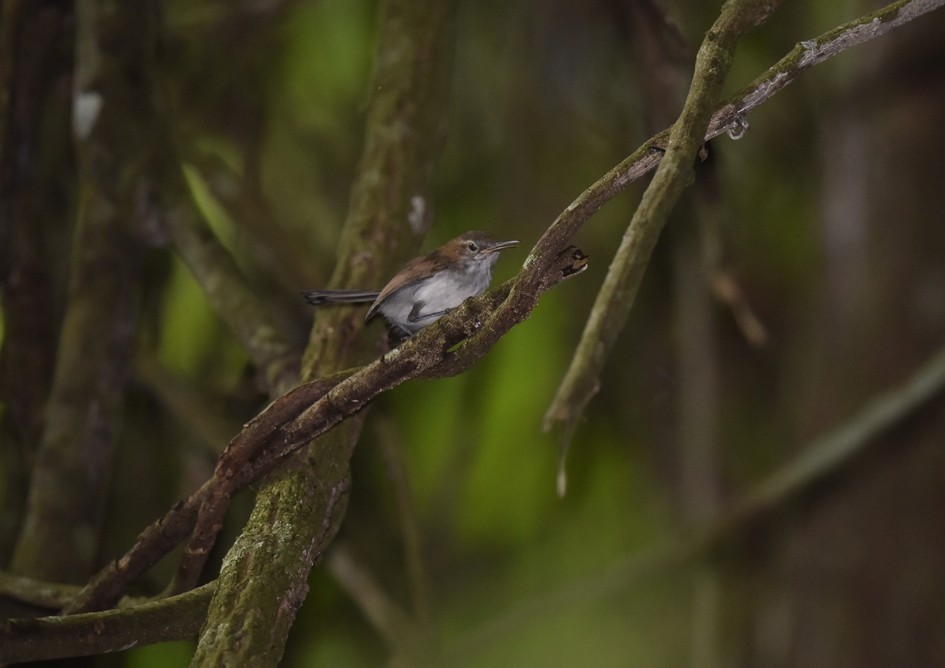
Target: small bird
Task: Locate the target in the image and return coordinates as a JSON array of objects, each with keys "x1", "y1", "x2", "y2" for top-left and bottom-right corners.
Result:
[{"x1": 304, "y1": 231, "x2": 519, "y2": 338}]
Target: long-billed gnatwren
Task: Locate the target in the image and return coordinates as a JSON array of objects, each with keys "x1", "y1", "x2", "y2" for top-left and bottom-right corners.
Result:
[{"x1": 304, "y1": 231, "x2": 519, "y2": 338}]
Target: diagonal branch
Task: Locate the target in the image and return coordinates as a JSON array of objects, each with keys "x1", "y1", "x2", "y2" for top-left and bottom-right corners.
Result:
[
  {"x1": 539, "y1": 0, "x2": 780, "y2": 436},
  {"x1": 9, "y1": 329, "x2": 944, "y2": 662},
  {"x1": 60, "y1": 0, "x2": 945, "y2": 620},
  {"x1": 160, "y1": 197, "x2": 301, "y2": 394},
  {"x1": 448, "y1": 341, "x2": 945, "y2": 658},
  {"x1": 63, "y1": 374, "x2": 343, "y2": 613},
  {"x1": 1, "y1": 584, "x2": 213, "y2": 663},
  {"x1": 542, "y1": 0, "x2": 945, "y2": 434},
  {"x1": 62, "y1": 245, "x2": 587, "y2": 615}
]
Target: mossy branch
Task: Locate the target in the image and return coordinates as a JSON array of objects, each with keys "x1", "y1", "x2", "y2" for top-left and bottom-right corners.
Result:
[{"x1": 192, "y1": 0, "x2": 458, "y2": 664}]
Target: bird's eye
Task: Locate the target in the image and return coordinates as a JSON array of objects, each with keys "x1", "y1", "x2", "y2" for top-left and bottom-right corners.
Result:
[{"x1": 467, "y1": 241, "x2": 479, "y2": 252}]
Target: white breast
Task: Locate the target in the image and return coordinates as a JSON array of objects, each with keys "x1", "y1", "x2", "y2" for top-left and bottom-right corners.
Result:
[{"x1": 376, "y1": 259, "x2": 496, "y2": 334}]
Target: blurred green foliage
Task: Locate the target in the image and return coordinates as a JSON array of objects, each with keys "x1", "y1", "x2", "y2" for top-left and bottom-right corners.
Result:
[
  {"x1": 4, "y1": 0, "x2": 944, "y2": 665},
  {"x1": 131, "y1": 0, "x2": 945, "y2": 662},
  {"x1": 125, "y1": 640, "x2": 197, "y2": 668}
]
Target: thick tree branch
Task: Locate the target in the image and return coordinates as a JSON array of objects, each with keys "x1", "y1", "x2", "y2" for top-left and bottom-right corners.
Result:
[
  {"x1": 60, "y1": 244, "x2": 584, "y2": 617},
  {"x1": 9, "y1": 0, "x2": 153, "y2": 584},
  {"x1": 63, "y1": 374, "x2": 342, "y2": 613},
  {"x1": 8, "y1": 318, "x2": 943, "y2": 661},
  {"x1": 0, "y1": 0, "x2": 63, "y2": 559},
  {"x1": 192, "y1": 0, "x2": 458, "y2": 664},
  {"x1": 1, "y1": 584, "x2": 213, "y2": 663}
]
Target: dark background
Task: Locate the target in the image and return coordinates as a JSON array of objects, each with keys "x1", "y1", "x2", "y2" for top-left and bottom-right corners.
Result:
[{"x1": 2, "y1": 0, "x2": 945, "y2": 665}]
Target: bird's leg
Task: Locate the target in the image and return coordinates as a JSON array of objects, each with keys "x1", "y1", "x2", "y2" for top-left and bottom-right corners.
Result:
[
  {"x1": 408, "y1": 300, "x2": 453, "y2": 323},
  {"x1": 407, "y1": 301, "x2": 428, "y2": 323}
]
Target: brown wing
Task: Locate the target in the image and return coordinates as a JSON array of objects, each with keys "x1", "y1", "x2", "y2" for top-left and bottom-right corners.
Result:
[{"x1": 365, "y1": 248, "x2": 452, "y2": 320}]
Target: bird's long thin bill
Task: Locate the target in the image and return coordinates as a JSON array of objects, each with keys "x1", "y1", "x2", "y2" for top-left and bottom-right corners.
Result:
[{"x1": 483, "y1": 240, "x2": 519, "y2": 253}]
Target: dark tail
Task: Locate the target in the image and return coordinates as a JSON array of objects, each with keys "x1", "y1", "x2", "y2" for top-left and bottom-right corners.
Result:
[{"x1": 303, "y1": 289, "x2": 380, "y2": 306}]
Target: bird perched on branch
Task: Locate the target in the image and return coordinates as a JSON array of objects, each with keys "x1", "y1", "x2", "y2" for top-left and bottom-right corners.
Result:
[{"x1": 304, "y1": 231, "x2": 519, "y2": 338}]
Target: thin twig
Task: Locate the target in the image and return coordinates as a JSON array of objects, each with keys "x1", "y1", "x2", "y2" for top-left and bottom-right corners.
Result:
[
  {"x1": 134, "y1": 355, "x2": 238, "y2": 459},
  {"x1": 375, "y1": 419, "x2": 434, "y2": 628},
  {"x1": 327, "y1": 544, "x2": 418, "y2": 649},
  {"x1": 705, "y1": 0, "x2": 945, "y2": 141}
]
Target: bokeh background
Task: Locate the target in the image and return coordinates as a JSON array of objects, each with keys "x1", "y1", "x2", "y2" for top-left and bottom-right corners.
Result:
[{"x1": 2, "y1": 0, "x2": 945, "y2": 666}]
